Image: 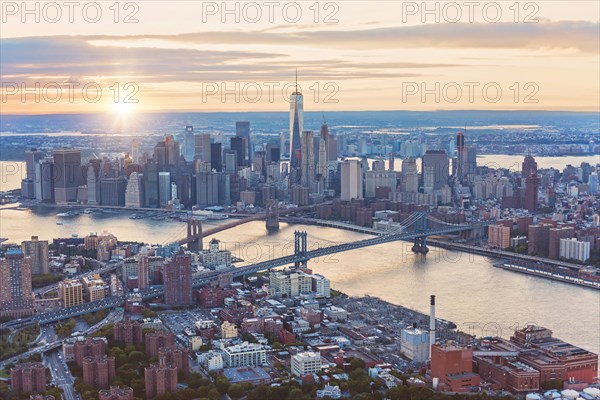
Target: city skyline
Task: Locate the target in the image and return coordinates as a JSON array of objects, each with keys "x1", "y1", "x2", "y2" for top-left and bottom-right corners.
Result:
[{"x1": 0, "y1": 2, "x2": 598, "y2": 400}]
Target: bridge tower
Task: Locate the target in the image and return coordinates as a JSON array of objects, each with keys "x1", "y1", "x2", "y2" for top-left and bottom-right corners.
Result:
[
  {"x1": 266, "y1": 200, "x2": 280, "y2": 232},
  {"x1": 411, "y1": 212, "x2": 429, "y2": 254},
  {"x1": 294, "y1": 230, "x2": 308, "y2": 268},
  {"x1": 187, "y1": 219, "x2": 203, "y2": 251}
]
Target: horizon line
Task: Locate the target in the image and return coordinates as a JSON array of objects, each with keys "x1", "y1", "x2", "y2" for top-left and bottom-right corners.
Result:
[{"x1": 2, "y1": 109, "x2": 599, "y2": 117}]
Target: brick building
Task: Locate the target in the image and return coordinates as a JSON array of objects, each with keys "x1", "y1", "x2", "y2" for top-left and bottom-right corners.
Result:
[
  {"x1": 145, "y1": 331, "x2": 176, "y2": 358},
  {"x1": 113, "y1": 320, "x2": 143, "y2": 346},
  {"x1": 431, "y1": 343, "x2": 480, "y2": 392},
  {"x1": 144, "y1": 362, "x2": 178, "y2": 399},
  {"x1": 82, "y1": 355, "x2": 116, "y2": 389},
  {"x1": 73, "y1": 337, "x2": 108, "y2": 366},
  {"x1": 163, "y1": 251, "x2": 192, "y2": 307},
  {"x1": 473, "y1": 355, "x2": 540, "y2": 393},
  {"x1": 527, "y1": 224, "x2": 552, "y2": 257},
  {"x1": 158, "y1": 346, "x2": 190, "y2": 375},
  {"x1": 196, "y1": 286, "x2": 236, "y2": 308},
  {"x1": 10, "y1": 362, "x2": 46, "y2": 393},
  {"x1": 510, "y1": 326, "x2": 598, "y2": 385}
]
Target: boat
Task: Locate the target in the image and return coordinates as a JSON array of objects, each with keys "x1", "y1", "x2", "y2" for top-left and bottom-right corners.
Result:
[
  {"x1": 56, "y1": 221, "x2": 63, "y2": 225},
  {"x1": 192, "y1": 210, "x2": 229, "y2": 220},
  {"x1": 56, "y1": 212, "x2": 70, "y2": 217},
  {"x1": 83, "y1": 208, "x2": 94, "y2": 214}
]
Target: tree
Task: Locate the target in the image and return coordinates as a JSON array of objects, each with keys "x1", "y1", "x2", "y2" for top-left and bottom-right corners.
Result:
[
  {"x1": 128, "y1": 350, "x2": 146, "y2": 363},
  {"x1": 215, "y1": 375, "x2": 230, "y2": 395},
  {"x1": 228, "y1": 383, "x2": 244, "y2": 399},
  {"x1": 350, "y1": 357, "x2": 366, "y2": 370},
  {"x1": 208, "y1": 388, "x2": 221, "y2": 400},
  {"x1": 287, "y1": 388, "x2": 304, "y2": 400}
]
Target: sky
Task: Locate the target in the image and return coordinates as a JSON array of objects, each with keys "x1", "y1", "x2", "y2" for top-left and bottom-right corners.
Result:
[{"x1": 1, "y1": 1, "x2": 599, "y2": 114}]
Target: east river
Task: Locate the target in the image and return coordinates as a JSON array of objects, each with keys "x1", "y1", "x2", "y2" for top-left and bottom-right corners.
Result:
[{"x1": 0, "y1": 205, "x2": 598, "y2": 356}]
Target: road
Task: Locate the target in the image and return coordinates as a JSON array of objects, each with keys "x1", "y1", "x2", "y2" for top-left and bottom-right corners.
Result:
[
  {"x1": 34, "y1": 259, "x2": 119, "y2": 297},
  {"x1": 45, "y1": 349, "x2": 78, "y2": 400},
  {"x1": 0, "y1": 309, "x2": 122, "y2": 373}
]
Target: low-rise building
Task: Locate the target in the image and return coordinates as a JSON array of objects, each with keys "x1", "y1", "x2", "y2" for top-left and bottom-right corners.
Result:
[
  {"x1": 473, "y1": 355, "x2": 540, "y2": 393},
  {"x1": 400, "y1": 327, "x2": 430, "y2": 362},
  {"x1": 221, "y1": 341, "x2": 267, "y2": 368},
  {"x1": 203, "y1": 350, "x2": 224, "y2": 371},
  {"x1": 220, "y1": 321, "x2": 238, "y2": 338},
  {"x1": 291, "y1": 351, "x2": 322, "y2": 377}
]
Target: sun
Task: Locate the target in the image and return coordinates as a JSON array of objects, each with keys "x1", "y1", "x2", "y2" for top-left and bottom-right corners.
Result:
[{"x1": 113, "y1": 100, "x2": 133, "y2": 115}]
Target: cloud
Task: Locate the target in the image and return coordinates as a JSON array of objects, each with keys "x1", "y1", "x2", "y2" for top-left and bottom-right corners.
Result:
[
  {"x1": 56, "y1": 20, "x2": 599, "y2": 53},
  {"x1": 1, "y1": 36, "x2": 458, "y2": 85}
]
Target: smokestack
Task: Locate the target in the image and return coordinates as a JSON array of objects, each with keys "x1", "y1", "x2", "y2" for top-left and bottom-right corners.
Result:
[{"x1": 429, "y1": 295, "x2": 436, "y2": 359}]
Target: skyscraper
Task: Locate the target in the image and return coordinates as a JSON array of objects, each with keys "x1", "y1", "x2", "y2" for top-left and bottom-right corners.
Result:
[
  {"x1": 289, "y1": 73, "x2": 304, "y2": 169},
  {"x1": 158, "y1": 172, "x2": 171, "y2": 207},
  {"x1": 35, "y1": 158, "x2": 54, "y2": 202},
  {"x1": 125, "y1": 172, "x2": 142, "y2": 208},
  {"x1": 210, "y1": 142, "x2": 223, "y2": 172},
  {"x1": 422, "y1": 150, "x2": 450, "y2": 191},
  {"x1": 523, "y1": 155, "x2": 539, "y2": 212},
  {"x1": 401, "y1": 158, "x2": 419, "y2": 193},
  {"x1": 456, "y1": 131, "x2": 466, "y2": 182},
  {"x1": 235, "y1": 121, "x2": 251, "y2": 164},
  {"x1": 589, "y1": 171, "x2": 598, "y2": 194},
  {"x1": 100, "y1": 176, "x2": 127, "y2": 207},
  {"x1": 143, "y1": 161, "x2": 159, "y2": 208},
  {"x1": 194, "y1": 134, "x2": 212, "y2": 164},
  {"x1": 230, "y1": 136, "x2": 246, "y2": 168},
  {"x1": 53, "y1": 148, "x2": 82, "y2": 204},
  {"x1": 300, "y1": 130, "x2": 315, "y2": 188},
  {"x1": 340, "y1": 160, "x2": 363, "y2": 201},
  {"x1": 224, "y1": 150, "x2": 238, "y2": 172},
  {"x1": 154, "y1": 142, "x2": 168, "y2": 170},
  {"x1": 163, "y1": 251, "x2": 192, "y2": 307},
  {"x1": 184, "y1": 126, "x2": 195, "y2": 162},
  {"x1": 196, "y1": 171, "x2": 219, "y2": 208},
  {"x1": 317, "y1": 139, "x2": 327, "y2": 178},
  {"x1": 22, "y1": 148, "x2": 43, "y2": 197},
  {"x1": 87, "y1": 163, "x2": 100, "y2": 205},
  {"x1": 21, "y1": 236, "x2": 49, "y2": 275},
  {"x1": 165, "y1": 135, "x2": 180, "y2": 167},
  {"x1": 138, "y1": 253, "x2": 149, "y2": 290},
  {"x1": 0, "y1": 248, "x2": 34, "y2": 318},
  {"x1": 131, "y1": 139, "x2": 140, "y2": 163}
]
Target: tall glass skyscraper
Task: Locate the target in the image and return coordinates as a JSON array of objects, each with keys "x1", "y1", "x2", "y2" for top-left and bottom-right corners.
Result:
[
  {"x1": 184, "y1": 126, "x2": 195, "y2": 162},
  {"x1": 235, "y1": 121, "x2": 251, "y2": 164},
  {"x1": 289, "y1": 77, "x2": 304, "y2": 169}
]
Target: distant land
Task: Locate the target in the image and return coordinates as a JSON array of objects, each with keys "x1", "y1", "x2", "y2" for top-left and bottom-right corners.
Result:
[{"x1": 2, "y1": 110, "x2": 599, "y2": 135}]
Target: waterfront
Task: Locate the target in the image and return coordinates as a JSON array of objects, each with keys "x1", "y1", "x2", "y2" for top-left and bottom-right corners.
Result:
[
  {"x1": 2, "y1": 154, "x2": 599, "y2": 192},
  {"x1": 1, "y1": 206, "x2": 598, "y2": 356}
]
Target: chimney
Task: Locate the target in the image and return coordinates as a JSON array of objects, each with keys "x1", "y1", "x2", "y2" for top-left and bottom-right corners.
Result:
[{"x1": 429, "y1": 295, "x2": 436, "y2": 359}]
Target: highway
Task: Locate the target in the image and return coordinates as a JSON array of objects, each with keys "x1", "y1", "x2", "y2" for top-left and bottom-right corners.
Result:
[
  {"x1": 34, "y1": 259, "x2": 120, "y2": 297},
  {"x1": 0, "y1": 309, "x2": 123, "y2": 372}
]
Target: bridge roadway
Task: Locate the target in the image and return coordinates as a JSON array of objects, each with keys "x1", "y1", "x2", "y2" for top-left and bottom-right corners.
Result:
[
  {"x1": 3, "y1": 222, "x2": 476, "y2": 329},
  {"x1": 34, "y1": 261, "x2": 120, "y2": 296},
  {"x1": 177, "y1": 204, "x2": 323, "y2": 245}
]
